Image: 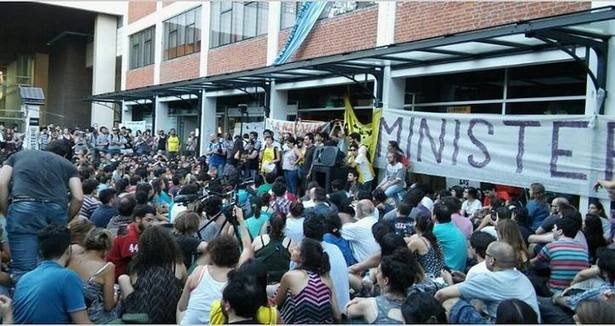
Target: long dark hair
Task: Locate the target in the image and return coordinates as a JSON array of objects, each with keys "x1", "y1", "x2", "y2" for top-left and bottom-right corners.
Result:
[
  {"x1": 130, "y1": 226, "x2": 181, "y2": 275},
  {"x1": 299, "y1": 238, "x2": 330, "y2": 276},
  {"x1": 415, "y1": 212, "x2": 443, "y2": 260},
  {"x1": 584, "y1": 214, "x2": 608, "y2": 262}
]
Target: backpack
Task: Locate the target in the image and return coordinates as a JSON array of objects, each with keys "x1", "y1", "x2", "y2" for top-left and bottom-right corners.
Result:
[{"x1": 255, "y1": 237, "x2": 290, "y2": 284}]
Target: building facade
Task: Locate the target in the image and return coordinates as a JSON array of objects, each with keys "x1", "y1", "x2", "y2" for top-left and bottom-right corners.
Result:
[{"x1": 110, "y1": 1, "x2": 615, "y2": 209}]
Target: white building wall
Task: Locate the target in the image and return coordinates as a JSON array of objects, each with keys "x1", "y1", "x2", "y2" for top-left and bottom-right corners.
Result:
[{"x1": 91, "y1": 14, "x2": 118, "y2": 128}]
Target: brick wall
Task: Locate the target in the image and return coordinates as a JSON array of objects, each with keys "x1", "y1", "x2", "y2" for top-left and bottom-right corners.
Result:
[
  {"x1": 128, "y1": 1, "x2": 157, "y2": 24},
  {"x1": 160, "y1": 53, "x2": 200, "y2": 83},
  {"x1": 126, "y1": 65, "x2": 155, "y2": 89},
  {"x1": 395, "y1": 1, "x2": 591, "y2": 43},
  {"x1": 207, "y1": 36, "x2": 268, "y2": 75},
  {"x1": 278, "y1": 6, "x2": 378, "y2": 62}
]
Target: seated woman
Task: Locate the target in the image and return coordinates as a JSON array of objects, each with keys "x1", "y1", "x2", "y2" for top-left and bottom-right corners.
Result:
[
  {"x1": 273, "y1": 238, "x2": 340, "y2": 324},
  {"x1": 68, "y1": 228, "x2": 121, "y2": 323},
  {"x1": 253, "y1": 214, "x2": 292, "y2": 284},
  {"x1": 345, "y1": 248, "x2": 415, "y2": 324},
  {"x1": 406, "y1": 212, "x2": 445, "y2": 279},
  {"x1": 118, "y1": 226, "x2": 187, "y2": 323},
  {"x1": 245, "y1": 194, "x2": 272, "y2": 239},
  {"x1": 173, "y1": 211, "x2": 208, "y2": 269}
]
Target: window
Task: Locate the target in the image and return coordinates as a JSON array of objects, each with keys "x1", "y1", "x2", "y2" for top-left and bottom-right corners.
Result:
[
  {"x1": 129, "y1": 27, "x2": 155, "y2": 69},
  {"x1": 404, "y1": 62, "x2": 586, "y2": 115},
  {"x1": 163, "y1": 7, "x2": 201, "y2": 61},
  {"x1": 210, "y1": 1, "x2": 268, "y2": 48},
  {"x1": 281, "y1": 1, "x2": 375, "y2": 30}
]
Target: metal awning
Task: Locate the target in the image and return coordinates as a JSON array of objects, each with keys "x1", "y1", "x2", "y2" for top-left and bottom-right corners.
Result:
[{"x1": 89, "y1": 6, "x2": 615, "y2": 110}]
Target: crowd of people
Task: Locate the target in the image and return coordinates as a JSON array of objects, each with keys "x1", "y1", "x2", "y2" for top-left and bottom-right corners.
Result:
[{"x1": 0, "y1": 121, "x2": 612, "y2": 324}]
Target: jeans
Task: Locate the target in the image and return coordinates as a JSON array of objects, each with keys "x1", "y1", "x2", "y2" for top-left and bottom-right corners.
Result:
[
  {"x1": 449, "y1": 299, "x2": 491, "y2": 324},
  {"x1": 538, "y1": 297, "x2": 574, "y2": 324},
  {"x1": 284, "y1": 169, "x2": 299, "y2": 195},
  {"x1": 384, "y1": 184, "x2": 404, "y2": 199},
  {"x1": 6, "y1": 201, "x2": 68, "y2": 282}
]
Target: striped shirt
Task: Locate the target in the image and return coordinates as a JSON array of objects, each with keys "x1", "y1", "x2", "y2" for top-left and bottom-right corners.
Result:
[
  {"x1": 536, "y1": 239, "x2": 589, "y2": 293},
  {"x1": 80, "y1": 195, "x2": 100, "y2": 219}
]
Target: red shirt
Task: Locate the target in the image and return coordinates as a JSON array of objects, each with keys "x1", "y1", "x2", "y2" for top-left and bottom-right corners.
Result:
[{"x1": 106, "y1": 222, "x2": 140, "y2": 280}]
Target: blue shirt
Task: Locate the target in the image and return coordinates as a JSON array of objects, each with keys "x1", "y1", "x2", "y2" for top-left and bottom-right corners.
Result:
[
  {"x1": 13, "y1": 261, "x2": 86, "y2": 323},
  {"x1": 91, "y1": 204, "x2": 118, "y2": 228},
  {"x1": 527, "y1": 199, "x2": 550, "y2": 231},
  {"x1": 323, "y1": 233, "x2": 356, "y2": 266},
  {"x1": 433, "y1": 222, "x2": 468, "y2": 271}
]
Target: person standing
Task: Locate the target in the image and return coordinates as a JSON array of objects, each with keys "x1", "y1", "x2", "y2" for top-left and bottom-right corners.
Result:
[
  {"x1": 167, "y1": 128, "x2": 181, "y2": 160},
  {"x1": 281, "y1": 136, "x2": 303, "y2": 196},
  {"x1": 0, "y1": 140, "x2": 83, "y2": 282},
  {"x1": 156, "y1": 130, "x2": 167, "y2": 152},
  {"x1": 95, "y1": 126, "x2": 110, "y2": 155},
  {"x1": 185, "y1": 131, "x2": 197, "y2": 157}
]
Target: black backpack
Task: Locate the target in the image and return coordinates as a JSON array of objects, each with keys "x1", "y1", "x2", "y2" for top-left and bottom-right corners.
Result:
[{"x1": 255, "y1": 237, "x2": 291, "y2": 284}]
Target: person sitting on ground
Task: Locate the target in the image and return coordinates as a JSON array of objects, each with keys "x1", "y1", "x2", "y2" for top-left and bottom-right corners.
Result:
[
  {"x1": 256, "y1": 172, "x2": 276, "y2": 197},
  {"x1": 401, "y1": 291, "x2": 447, "y2": 324},
  {"x1": 284, "y1": 201, "x2": 305, "y2": 243},
  {"x1": 432, "y1": 203, "x2": 467, "y2": 272},
  {"x1": 496, "y1": 299, "x2": 538, "y2": 324},
  {"x1": 372, "y1": 188, "x2": 394, "y2": 219},
  {"x1": 253, "y1": 214, "x2": 291, "y2": 284},
  {"x1": 106, "y1": 205, "x2": 157, "y2": 280},
  {"x1": 388, "y1": 202, "x2": 415, "y2": 237},
  {"x1": 106, "y1": 194, "x2": 137, "y2": 237},
  {"x1": 527, "y1": 182, "x2": 550, "y2": 231},
  {"x1": 435, "y1": 241, "x2": 540, "y2": 323},
  {"x1": 12, "y1": 225, "x2": 91, "y2": 324},
  {"x1": 178, "y1": 207, "x2": 253, "y2": 325},
  {"x1": 462, "y1": 231, "x2": 497, "y2": 281},
  {"x1": 90, "y1": 188, "x2": 118, "y2": 228},
  {"x1": 536, "y1": 197, "x2": 569, "y2": 235},
  {"x1": 529, "y1": 217, "x2": 589, "y2": 295},
  {"x1": 442, "y1": 196, "x2": 472, "y2": 239},
  {"x1": 173, "y1": 211, "x2": 208, "y2": 269},
  {"x1": 461, "y1": 187, "x2": 482, "y2": 220},
  {"x1": 497, "y1": 219, "x2": 530, "y2": 270},
  {"x1": 302, "y1": 215, "x2": 350, "y2": 313},
  {"x1": 269, "y1": 182, "x2": 292, "y2": 216},
  {"x1": 345, "y1": 248, "x2": 415, "y2": 324},
  {"x1": 304, "y1": 186, "x2": 338, "y2": 218},
  {"x1": 273, "y1": 238, "x2": 340, "y2": 324},
  {"x1": 245, "y1": 193, "x2": 272, "y2": 239},
  {"x1": 406, "y1": 212, "x2": 445, "y2": 279},
  {"x1": 588, "y1": 200, "x2": 610, "y2": 239},
  {"x1": 323, "y1": 213, "x2": 356, "y2": 266},
  {"x1": 80, "y1": 178, "x2": 101, "y2": 219},
  {"x1": 340, "y1": 199, "x2": 380, "y2": 263},
  {"x1": 584, "y1": 214, "x2": 608, "y2": 264},
  {"x1": 118, "y1": 226, "x2": 186, "y2": 324},
  {"x1": 215, "y1": 271, "x2": 265, "y2": 324},
  {"x1": 209, "y1": 259, "x2": 278, "y2": 325},
  {"x1": 573, "y1": 299, "x2": 615, "y2": 324},
  {"x1": 328, "y1": 179, "x2": 348, "y2": 209},
  {"x1": 68, "y1": 228, "x2": 121, "y2": 323}
]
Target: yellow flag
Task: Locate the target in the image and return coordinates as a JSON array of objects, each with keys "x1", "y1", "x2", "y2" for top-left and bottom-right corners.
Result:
[{"x1": 343, "y1": 97, "x2": 382, "y2": 163}]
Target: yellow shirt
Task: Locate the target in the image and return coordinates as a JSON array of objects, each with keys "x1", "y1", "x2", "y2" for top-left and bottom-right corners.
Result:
[
  {"x1": 260, "y1": 146, "x2": 276, "y2": 173},
  {"x1": 209, "y1": 300, "x2": 277, "y2": 325},
  {"x1": 167, "y1": 135, "x2": 180, "y2": 153}
]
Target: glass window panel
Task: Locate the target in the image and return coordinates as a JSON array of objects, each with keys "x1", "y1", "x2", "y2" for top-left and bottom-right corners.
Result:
[
  {"x1": 506, "y1": 100, "x2": 585, "y2": 115},
  {"x1": 281, "y1": 2, "x2": 300, "y2": 29},
  {"x1": 231, "y1": 2, "x2": 242, "y2": 42},
  {"x1": 507, "y1": 62, "x2": 586, "y2": 98},
  {"x1": 406, "y1": 69, "x2": 504, "y2": 104},
  {"x1": 257, "y1": 2, "x2": 268, "y2": 36},
  {"x1": 176, "y1": 13, "x2": 186, "y2": 57},
  {"x1": 185, "y1": 24, "x2": 195, "y2": 54},
  {"x1": 220, "y1": 10, "x2": 232, "y2": 45},
  {"x1": 243, "y1": 2, "x2": 257, "y2": 39},
  {"x1": 210, "y1": 1, "x2": 220, "y2": 47},
  {"x1": 412, "y1": 104, "x2": 502, "y2": 114}
]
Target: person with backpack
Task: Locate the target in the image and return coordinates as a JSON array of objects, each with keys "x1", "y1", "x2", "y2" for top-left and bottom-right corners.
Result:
[{"x1": 252, "y1": 214, "x2": 291, "y2": 284}]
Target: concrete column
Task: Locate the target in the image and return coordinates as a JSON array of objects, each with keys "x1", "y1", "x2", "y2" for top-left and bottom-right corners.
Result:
[
  {"x1": 381, "y1": 64, "x2": 405, "y2": 111},
  {"x1": 269, "y1": 80, "x2": 288, "y2": 120},
  {"x1": 199, "y1": 2, "x2": 211, "y2": 76},
  {"x1": 267, "y1": 1, "x2": 282, "y2": 65},
  {"x1": 121, "y1": 101, "x2": 132, "y2": 123},
  {"x1": 200, "y1": 93, "x2": 217, "y2": 154},
  {"x1": 91, "y1": 14, "x2": 117, "y2": 128},
  {"x1": 154, "y1": 97, "x2": 173, "y2": 132},
  {"x1": 153, "y1": 20, "x2": 163, "y2": 84},
  {"x1": 376, "y1": 2, "x2": 396, "y2": 47}
]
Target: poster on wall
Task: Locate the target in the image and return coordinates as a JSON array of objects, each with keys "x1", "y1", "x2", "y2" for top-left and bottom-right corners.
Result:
[
  {"x1": 233, "y1": 122, "x2": 264, "y2": 138},
  {"x1": 376, "y1": 108, "x2": 615, "y2": 199}
]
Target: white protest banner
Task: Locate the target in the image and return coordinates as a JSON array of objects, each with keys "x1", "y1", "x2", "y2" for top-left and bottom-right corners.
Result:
[
  {"x1": 265, "y1": 118, "x2": 327, "y2": 140},
  {"x1": 120, "y1": 120, "x2": 147, "y2": 133},
  {"x1": 377, "y1": 109, "x2": 615, "y2": 199},
  {"x1": 233, "y1": 122, "x2": 264, "y2": 137}
]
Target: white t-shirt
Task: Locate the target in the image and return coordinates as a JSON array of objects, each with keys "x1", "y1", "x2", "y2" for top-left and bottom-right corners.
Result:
[
  {"x1": 341, "y1": 214, "x2": 380, "y2": 262},
  {"x1": 462, "y1": 199, "x2": 482, "y2": 217},
  {"x1": 466, "y1": 260, "x2": 490, "y2": 281},
  {"x1": 284, "y1": 217, "x2": 305, "y2": 243}
]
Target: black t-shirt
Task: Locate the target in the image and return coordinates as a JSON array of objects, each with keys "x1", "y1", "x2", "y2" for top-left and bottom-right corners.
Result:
[
  {"x1": 539, "y1": 214, "x2": 560, "y2": 232},
  {"x1": 5, "y1": 150, "x2": 78, "y2": 206},
  {"x1": 175, "y1": 234, "x2": 200, "y2": 268}
]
